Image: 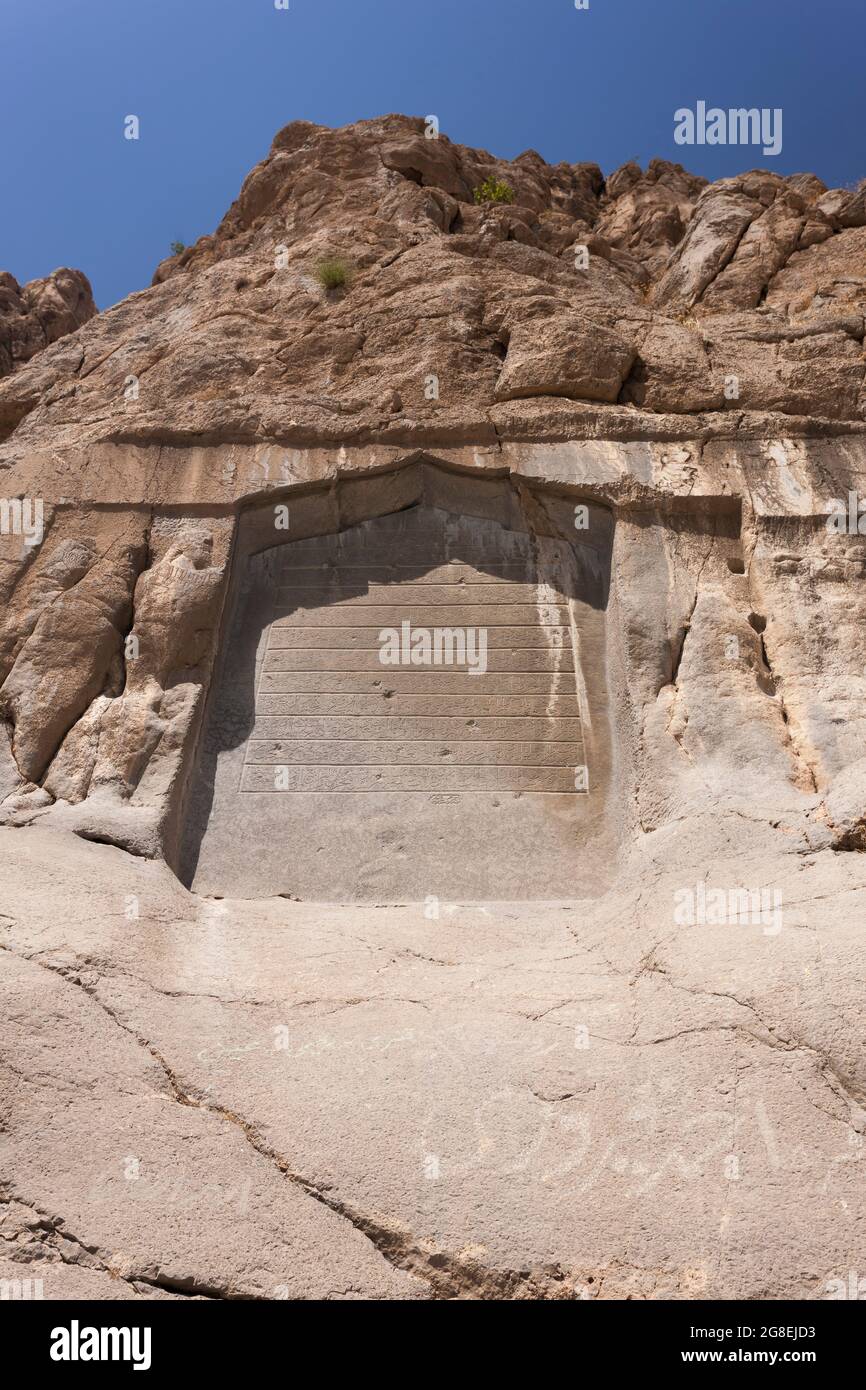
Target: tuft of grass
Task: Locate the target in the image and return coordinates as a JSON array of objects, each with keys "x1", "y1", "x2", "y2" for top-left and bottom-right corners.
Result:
[
  {"x1": 314, "y1": 257, "x2": 353, "y2": 292},
  {"x1": 473, "y1": 175, "x2": 514, "y2": 206},
  {"x1": 170, "y1": 240, "x2": 186, "y2": 256}
]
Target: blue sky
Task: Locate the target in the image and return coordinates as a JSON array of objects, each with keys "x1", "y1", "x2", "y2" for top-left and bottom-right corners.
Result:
[{"x1": 1, "y1": 0, "x2": 864, "y2": 308}]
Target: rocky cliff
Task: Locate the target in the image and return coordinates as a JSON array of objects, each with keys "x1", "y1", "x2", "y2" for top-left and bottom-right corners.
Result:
[
  {"x1": 1, "y1": 116, "x2": 865, "y2": 1301},
  {"x1": 3, "y1": 114, "x2": 866, "y2": 455},
  {"x1": 0, "y1": 267, "x2": 95, "y2": 379}
]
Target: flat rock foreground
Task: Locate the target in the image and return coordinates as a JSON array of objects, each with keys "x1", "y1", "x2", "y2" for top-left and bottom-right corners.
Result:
[
  {"x1": 2, "y1": 117, "x2": 866, "y2": 1299},
  {"x1": 2, "y1": 823, "x2": 865, "y2": 1300}
]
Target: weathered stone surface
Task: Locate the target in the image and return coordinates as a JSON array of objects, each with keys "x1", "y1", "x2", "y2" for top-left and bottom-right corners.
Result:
[
  {"x1": 596, "y1": 158, "x2": 707, "y2": 277},
  {"x1": 0, "y1": 515, "x2": 148, "y2": 782},
  {"x1": 2, "y1": 117, "x2": 866, "y2": 1301},
  {"x1": 1, "y1": 116, "x2": 864, "y2": 457},
  {"x1": 494, "y1": 314, "x2": 636, "y2": 404},
  {"x1": 2, "y1": 821, "x2": 865, "y2": 1300},
  {"x1": 185, "y1": 494, "x2": 610, "y2": 900},
  {"x1": 0, "y1": 267, "x2": 96, "y2": 377}
]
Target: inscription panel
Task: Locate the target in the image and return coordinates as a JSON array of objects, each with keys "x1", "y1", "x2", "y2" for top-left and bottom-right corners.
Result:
[
  {"x1": 187, "y1": 506, "x2": 602, "y2": 900},
  {"x1": 241, "y1": 554, "x2": 581, "y2": 795}
]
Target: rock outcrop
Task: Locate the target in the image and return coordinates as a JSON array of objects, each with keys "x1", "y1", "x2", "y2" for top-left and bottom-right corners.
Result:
[
  {"x1": 2, "y1": 115, "x2": 865, "y2": 456},
  {"x1": 0, "y1": 267, "x2": 96, "y2": 378},
  {"x1": 1, "y1": 117, "x2": 866, "y2": 1302}
]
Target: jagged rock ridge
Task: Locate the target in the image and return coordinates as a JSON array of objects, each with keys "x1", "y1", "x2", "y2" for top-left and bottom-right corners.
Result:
[
  {"x1": 1, "y1": 115, "x2": 866, "y2": 455},
  {"x1": 0, "y1": 267, "x2": 95, "y2": 378}
]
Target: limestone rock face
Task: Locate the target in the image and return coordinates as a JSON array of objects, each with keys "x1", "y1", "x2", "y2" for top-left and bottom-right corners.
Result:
[
  {"x1": 2, "y1": 117, "x2": 866, "y2": 1301},
  {"x1": 1, "y1": 114, "x2": 865, "y2": 454},
  {"x1": 0, "y1": 268, "x2": 96, "y2": 377},
  {"x1": 494, "y1": 314, "x2": 637, "y2": 403}
]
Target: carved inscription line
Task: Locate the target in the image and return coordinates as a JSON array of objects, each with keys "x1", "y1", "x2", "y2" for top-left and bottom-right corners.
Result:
[{"x1": 240, "y1": 557, "x2": 582, "y2": 794}]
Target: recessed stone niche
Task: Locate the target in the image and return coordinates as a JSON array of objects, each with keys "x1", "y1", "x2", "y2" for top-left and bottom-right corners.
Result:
[{"x1": 180, "y1": 463, "x2": 614, "y2": 900}]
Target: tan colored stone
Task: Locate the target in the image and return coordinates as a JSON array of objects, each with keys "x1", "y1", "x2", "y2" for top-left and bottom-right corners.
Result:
[
  {"x1": 2, "y1": 117, "x2": 866, "y2": 1303},
  {"x1": 0, "y1": 267, "x2": 95, "y2": 377}
]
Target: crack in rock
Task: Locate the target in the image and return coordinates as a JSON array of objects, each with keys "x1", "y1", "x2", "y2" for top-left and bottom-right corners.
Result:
[{"x1": 2, "y1": 942, "x2": 593, "y2": 1299}]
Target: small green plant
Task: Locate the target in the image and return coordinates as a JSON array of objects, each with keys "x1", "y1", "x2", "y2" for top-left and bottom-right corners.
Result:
[
  {"x1": 473, "y1": 175, "x2": 514, "y2": 206},
  {"x1": 314, "y1": 257, "x2": 353, "y2": 292},
  {"x1": 170, "y1": 240, "x2": 186, "y2": 256}
]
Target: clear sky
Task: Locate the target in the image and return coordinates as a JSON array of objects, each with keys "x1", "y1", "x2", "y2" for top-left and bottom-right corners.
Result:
[{"x1": 1, "y1": 0, "x2": 864, "y2": 308}]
